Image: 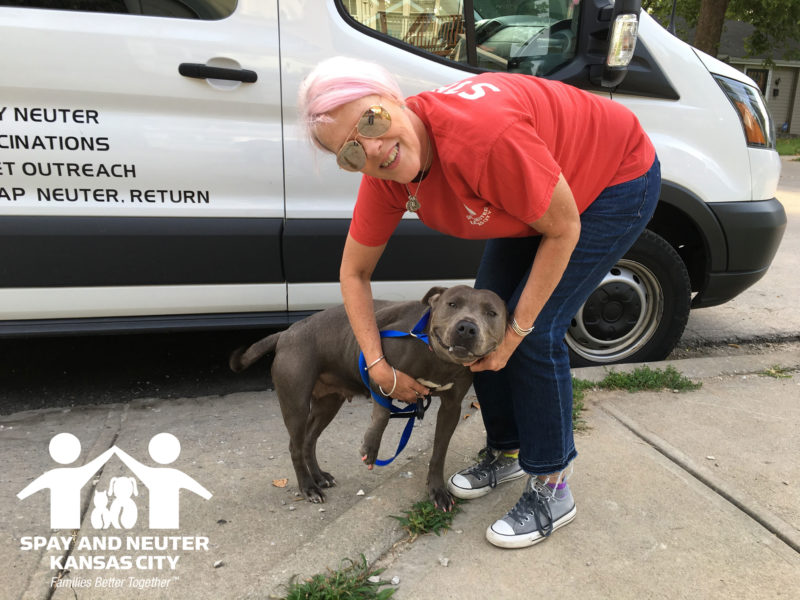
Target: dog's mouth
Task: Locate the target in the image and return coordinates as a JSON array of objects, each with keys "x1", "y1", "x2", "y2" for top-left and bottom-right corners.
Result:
[{"x1": 432, "y1": 329, "x2": 496, "y2": 364}]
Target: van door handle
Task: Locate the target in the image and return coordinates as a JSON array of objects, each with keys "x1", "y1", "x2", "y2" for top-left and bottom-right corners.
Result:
[{"x1": 178, "y1": 63, "x2": 258, "y2": 83}]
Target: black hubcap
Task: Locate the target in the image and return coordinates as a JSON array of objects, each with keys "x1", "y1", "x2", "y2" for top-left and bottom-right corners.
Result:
[{"x1": 581, "y1": 282, "x2": 642, "y2": 341}]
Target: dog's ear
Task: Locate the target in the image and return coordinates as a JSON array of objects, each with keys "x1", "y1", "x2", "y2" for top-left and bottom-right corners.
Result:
[{"x1": 422, "y1": 286, "x2": 447, "y2": 306}]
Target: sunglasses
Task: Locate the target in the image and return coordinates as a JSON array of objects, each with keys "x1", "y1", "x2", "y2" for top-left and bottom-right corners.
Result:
[{"x1": 336, "y1": 104, "x2": 392, "y2": 172}]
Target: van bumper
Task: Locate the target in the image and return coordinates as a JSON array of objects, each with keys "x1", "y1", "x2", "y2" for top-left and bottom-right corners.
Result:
[{"x1": 692, "y1": 197, "x2": 786, "y2": 308}]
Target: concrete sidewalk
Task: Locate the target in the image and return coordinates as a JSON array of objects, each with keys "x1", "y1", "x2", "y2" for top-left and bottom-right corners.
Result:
[{"x1": 2, "y1": 347, "x2": 798, "y2": 600}]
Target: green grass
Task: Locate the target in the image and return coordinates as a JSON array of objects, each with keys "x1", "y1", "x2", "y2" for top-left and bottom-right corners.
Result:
[
  {"x1": 776, "y1": 136, "x2": 800, "y2": 156},
  {"x1": 594, "y1": 365, "x2": 702, "y2": 392},
  {"x1": 573, "y1": 364, "x2": 701, "y2": 404},
  {"x1": 760, "y1": 365, "x2": 793, "y2": 379},
  {"x1": 390, "y1": 498, "x2": 463, "y2": 541},
  {"x1": 571, "y1": 365, "x2": 701, "y2": 429},
  {"x1": 572, "y1": 377, "x2": 594, "y2": 430},
  {"x1": 282, "y1": 555, "x2": 395, "y2": 600}
]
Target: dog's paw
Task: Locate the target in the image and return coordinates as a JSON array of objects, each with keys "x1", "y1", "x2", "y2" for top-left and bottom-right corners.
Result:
[
  {"x1": 314, "y1": 471, "x2": 336, "y2": 489},
  {"x1": 429, "y1": 487, "x2": 456, "y2": 512},
  {"x1": 360, "y1": 442, "x2": 379, "y2": 470},
  {"x1": 300, "y1": 483, "x2": 326, "y2": 503}
]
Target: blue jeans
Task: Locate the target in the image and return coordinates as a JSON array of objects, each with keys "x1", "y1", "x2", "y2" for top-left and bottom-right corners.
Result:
[{"x1": 473, "y1": 157, "x2": 661, "y2": 475}]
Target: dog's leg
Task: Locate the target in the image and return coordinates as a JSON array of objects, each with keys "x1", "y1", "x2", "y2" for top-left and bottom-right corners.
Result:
[
  {"x1": 427, "y1": 382, "x2": 471, "y2": 511},
  {"x1": 304, "y1": 393, "x2": 346, "y2": 489},
  {"x1": 360, "y1": 402, "x2": 391, "y2": 470},
  {"x1": 272, "y1": 359, "x2": 327, "y2": 503}
]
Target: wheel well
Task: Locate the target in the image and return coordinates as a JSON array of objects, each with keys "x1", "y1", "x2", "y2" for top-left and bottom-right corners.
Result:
[{"x1": 647, "y1": 201, "x2": 706, "y2": 293}]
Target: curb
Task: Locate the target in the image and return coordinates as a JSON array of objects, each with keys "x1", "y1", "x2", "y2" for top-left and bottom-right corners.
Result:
[{"x1": 570, "y1": 348, "x2": 800, "y2": 384}]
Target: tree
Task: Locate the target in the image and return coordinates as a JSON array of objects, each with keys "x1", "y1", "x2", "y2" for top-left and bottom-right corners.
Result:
[
  {"x1": 694, "y1": 0, "x2": 730, "y2": 56},
  {"x1": 643, "y1": 0, "x2": 800, "y2": 59}
]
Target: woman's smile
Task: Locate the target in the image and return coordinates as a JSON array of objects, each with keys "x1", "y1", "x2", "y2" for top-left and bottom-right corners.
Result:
[{"x1": 380, "y1": 143, "x2": 400, "y2": 169}]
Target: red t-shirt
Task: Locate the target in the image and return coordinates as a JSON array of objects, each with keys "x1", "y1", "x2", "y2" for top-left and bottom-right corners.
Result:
[{"x1": 349, "y1": 72, "x2": 655, "y2": 247}]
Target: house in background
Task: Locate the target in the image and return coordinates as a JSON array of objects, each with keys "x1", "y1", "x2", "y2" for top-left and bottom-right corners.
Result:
[{"x1": 715, "y1": 21, "x2": 800, "y2": 135}]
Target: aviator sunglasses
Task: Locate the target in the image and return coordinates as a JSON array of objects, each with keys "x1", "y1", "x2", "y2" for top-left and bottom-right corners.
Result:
[{"x1": 336, "y1": 104, "x2": 392, "y2": 172}]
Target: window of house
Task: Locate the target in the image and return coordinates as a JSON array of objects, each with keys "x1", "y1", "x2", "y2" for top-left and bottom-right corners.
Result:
[
  {"x1": 341, "y1": 0, "x2": 581, "y2": 77},
  {"x1": 745, "y1": 68, "x2": 769, "y2": 96}
]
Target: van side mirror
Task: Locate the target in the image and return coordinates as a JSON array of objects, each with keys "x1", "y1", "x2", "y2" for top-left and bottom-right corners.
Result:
[{"x1": 590, "y1": 0, "x2": 642, "y2": 88}]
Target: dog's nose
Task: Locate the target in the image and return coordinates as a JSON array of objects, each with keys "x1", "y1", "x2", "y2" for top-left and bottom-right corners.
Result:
[{"x1": 455, "y1": 320, "x2": 478, "y2": 340}]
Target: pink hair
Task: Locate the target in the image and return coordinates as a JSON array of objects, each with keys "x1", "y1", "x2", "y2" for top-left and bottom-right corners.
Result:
[{"x1": 297, "y1": 56, "x2": 405, "y2": 150}]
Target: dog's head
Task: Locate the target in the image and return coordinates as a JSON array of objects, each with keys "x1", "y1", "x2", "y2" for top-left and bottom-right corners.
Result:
[{"x1": 422, "y1": 285, "x2": 507, "y2": 365}]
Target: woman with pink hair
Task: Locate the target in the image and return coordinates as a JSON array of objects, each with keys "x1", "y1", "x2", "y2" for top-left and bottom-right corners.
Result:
[{"x1": 299, "y1": 56, "x2": 660, "y2": 549}]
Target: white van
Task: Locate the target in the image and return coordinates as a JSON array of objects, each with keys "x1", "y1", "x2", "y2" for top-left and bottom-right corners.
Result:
[{"x1": 0, "y1": 0, "x2": 786, "y2": 366}]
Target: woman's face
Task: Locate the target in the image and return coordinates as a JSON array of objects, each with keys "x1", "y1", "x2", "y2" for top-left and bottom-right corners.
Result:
[{"x1": 314, "y1": 95, "x2": 428, "y2": 184}]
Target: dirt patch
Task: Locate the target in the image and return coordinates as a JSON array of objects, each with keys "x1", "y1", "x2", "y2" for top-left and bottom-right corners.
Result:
[{"x1": 667, "y1": 339, "x2": 800, "y2": 361}]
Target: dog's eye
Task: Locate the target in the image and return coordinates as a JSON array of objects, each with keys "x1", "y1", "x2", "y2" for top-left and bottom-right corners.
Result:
[
  {"x1": 486, "y1": 310, "x2": 497, "y2": 318},
  {"x1": 448, "y1": 302, "x2": 457, "y2": 308}
]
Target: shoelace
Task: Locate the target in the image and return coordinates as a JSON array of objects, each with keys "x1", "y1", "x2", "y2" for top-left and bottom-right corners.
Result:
[
  {"x1": 464, "y1": 449, "x2": 505, "y2": 488},
  {"x1": 507, "y1": 479, "x2": 556, "y2": 537}
]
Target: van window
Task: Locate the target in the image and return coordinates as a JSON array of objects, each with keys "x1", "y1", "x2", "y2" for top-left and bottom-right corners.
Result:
[
  {"x1": 0, "y1": 0, "x2": 237, "y2": 20},
  {"x1": 341, "y1": 0, "x2": 580, "y2": 77}
]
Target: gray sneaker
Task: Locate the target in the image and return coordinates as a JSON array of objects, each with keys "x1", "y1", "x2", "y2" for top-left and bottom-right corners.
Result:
[
  {"x1": 447, "y1": 447, "x2": 525, "y2": 499},
  {"x1": 486, "y1": 477, "x2": 577, "y2": 548}
]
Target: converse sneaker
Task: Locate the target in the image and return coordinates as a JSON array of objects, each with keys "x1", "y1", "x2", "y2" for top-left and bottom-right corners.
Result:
[
  {"x1": 447, "y1": 447, "x2": 525, "y2": 499},
  {"x1": 486, "y1": 477, "x2": 577, "y2": 548}
]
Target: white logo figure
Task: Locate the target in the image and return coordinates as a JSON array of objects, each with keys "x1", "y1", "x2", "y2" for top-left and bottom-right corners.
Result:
[
  {"x1": 17, "y1": 433, "x2": 115, "y2": 529},
  {"x1": 91, "y1": 477, "x2": 139, "y2": 529},
  {"x1": 113, "y1": 433, "x2": 211, "y2": 529},
  {"x1": 18, "y1": 432, "x2": 211, "y2": 530}
]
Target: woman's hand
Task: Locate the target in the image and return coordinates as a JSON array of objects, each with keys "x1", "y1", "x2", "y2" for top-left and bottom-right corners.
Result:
[
  {"x1": 369, "y1": 360, "x2": 430, "y2": 402},
  {"x1": 467, "y1": 327, "x2": 522, "y2": 372}
]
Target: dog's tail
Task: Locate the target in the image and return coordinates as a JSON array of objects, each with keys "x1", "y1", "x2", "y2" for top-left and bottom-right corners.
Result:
[{"x1": 229, "y1": 333, "x2": 281, "y2": 372}]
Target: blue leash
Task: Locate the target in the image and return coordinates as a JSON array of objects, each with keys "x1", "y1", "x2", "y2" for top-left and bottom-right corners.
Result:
[{"x1": 358, "y1": 310, "x2": 432, "y2": 466}]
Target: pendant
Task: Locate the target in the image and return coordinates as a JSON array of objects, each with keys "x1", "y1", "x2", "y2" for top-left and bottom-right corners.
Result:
[{"x1": 406, "y1": 195, "x2": 420, "y2": 212}]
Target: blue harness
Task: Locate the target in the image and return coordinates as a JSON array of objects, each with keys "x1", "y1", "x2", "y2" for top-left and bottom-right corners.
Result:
[{"x1": 358, "y1": 310, "x2": 432, "y2": 466}]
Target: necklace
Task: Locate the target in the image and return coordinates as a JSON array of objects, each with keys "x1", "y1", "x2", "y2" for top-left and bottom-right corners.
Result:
[{"x1": 404, "y1": 138, "x2": 431, "y2": 213}]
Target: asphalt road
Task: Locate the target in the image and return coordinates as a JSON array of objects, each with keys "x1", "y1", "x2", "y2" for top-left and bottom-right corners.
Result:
[{"x1": 1, "y1": 158, "x2": 797, "y2": 415}]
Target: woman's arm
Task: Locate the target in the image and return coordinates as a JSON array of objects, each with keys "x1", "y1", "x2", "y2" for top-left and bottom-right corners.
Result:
[
  {"x1": 340, "y1": 234, "x2": 430, "y2": 402},
  {"x1": 470, "y1": 173, "x2": 581, "y2": 372}
]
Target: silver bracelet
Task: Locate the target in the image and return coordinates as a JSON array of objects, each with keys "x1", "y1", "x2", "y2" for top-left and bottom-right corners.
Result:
[
  {"x1": 365, "y1": 354, "x2": 386, "y2": 371},
  {"x1": 378, "y1": 367, "x2": 397, "y2": 397},
  {"x1": 509, "y1": 317, "x2": 534, "y2": 337}
]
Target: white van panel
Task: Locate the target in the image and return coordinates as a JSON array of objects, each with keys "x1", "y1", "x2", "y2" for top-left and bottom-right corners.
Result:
[
  {"x1": 0, "y1": 284, "x2": 285, "y2": 320},
  {"x1": 0, "y1": 4, "x2": 282, "y2": 219},
  {"x1": 287, "y1": 280, "x2": 474, "y2": 311},
  {"x1": 748, "y1": 148, "x2": 782, "y2": 201}
]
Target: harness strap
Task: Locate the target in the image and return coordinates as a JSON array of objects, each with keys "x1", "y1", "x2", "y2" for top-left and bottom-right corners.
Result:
[{"x1": 358, "y1": 310, "x2": 431, "y2": 466}]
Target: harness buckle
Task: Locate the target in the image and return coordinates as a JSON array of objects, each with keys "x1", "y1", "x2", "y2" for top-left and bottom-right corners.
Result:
[{"x1": 388, "y1": 395, "x2": 432, "y2": 421}]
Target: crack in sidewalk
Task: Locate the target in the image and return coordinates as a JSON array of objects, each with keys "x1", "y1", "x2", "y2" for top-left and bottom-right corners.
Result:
[
  {"x1": 38, "y1": 405, "x2": 127, "y2": 600},
  {"x1": 600, "y1": 402, "x2": 800, "y2": 554}
]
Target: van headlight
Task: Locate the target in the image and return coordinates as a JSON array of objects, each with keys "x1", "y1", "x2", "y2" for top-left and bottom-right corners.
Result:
[{"x1": 713, "y1": 75, "x2": 776, "y2": 149}]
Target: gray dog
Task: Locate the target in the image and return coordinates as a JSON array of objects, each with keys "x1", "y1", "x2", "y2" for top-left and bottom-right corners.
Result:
[{"x1": 229, "y1": 285, "x2": 507, "y2": 509}]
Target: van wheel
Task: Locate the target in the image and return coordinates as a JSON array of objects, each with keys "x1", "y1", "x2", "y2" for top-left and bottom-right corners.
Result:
[{"x1": 566, "y1": 229, "x2": 691, "y2": 367}]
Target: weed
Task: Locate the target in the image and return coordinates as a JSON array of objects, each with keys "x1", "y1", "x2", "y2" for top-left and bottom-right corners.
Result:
[
  {"x1": 391, "y1": 498, "x2": 463, "y2": 541},
  {"x1": 760, "y1": 365, "x2": 793, "y2": 379},
  {"x1": 572, "y1": 377, "x2": 594, "y2": 430},
  {"x1": 282, "y1": 554, "x2": 395, "y2": 600},
  {"x1": 595, "y1": 365, "x2": 701, "y2": 392},
  {"x1": 571, "y1": 365, "x2": 700, "y2": 423}
]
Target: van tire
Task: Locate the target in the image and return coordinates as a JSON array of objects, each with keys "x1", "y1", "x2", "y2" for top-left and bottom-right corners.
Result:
[{"x1": 566, "y1": 229, "x2": 691, "y2": 367}]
